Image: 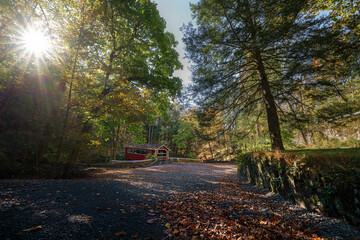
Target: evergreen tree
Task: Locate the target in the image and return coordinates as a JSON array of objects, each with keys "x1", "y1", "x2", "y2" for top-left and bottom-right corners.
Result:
[{"x1": 183, "y1": 0, "x2": 351, "y2": 150}]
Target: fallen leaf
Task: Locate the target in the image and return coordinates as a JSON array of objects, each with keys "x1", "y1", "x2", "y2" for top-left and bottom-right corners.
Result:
[
  {"x1": 163, "y1": 229, "x2": 171, "y2": 235},
  {"x1": 115, "y1": 231, "x2": 127, "y2": 236},
  {"x1": 146, "y1": 219, "x2": 155, "y2": 224},
  {"x1": 23, "y1": 226, "x2": 42, "y2": 232},
  {"x1": 16, "y1": 225, "x2": 42, "y2": 235}
]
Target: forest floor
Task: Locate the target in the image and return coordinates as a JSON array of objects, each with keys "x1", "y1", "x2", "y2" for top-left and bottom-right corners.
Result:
[{"x1": 1, "y1": 163, "x2": 359, "y2": 239}]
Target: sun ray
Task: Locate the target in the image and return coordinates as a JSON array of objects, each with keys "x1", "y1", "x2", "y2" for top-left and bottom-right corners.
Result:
[
  {"x1": 2, "y1": 19, "x2": 53, "y2": 73},
  {"x1": 20, "y1": 27, "x2": 51, "y2": 58}
]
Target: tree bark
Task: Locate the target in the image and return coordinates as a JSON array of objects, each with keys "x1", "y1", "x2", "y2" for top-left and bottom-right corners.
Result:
[
  {"x1": 255, "y1": 51, "x2": 285, "y2": 151},
  {"x1": 208, "y1": 142, "x2": 214, "y2": 160},
  {"x1": 111, "y1": 128, "x2": 116, "y2": 160},
  {"x1": 300, "y1": 129, "x2": 308, "y2": 145}
]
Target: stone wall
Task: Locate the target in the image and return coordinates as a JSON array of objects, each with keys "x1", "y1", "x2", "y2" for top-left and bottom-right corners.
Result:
[{"x1": 239, "y1": 156, "x2": 360, "y2": 226}]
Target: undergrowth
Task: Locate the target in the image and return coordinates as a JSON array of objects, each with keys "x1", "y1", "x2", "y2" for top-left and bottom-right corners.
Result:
[{"x1": 239, "y1": 148, "x2": 360, "y2": 182}]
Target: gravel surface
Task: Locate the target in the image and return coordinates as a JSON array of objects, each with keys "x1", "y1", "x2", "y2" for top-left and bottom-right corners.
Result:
[{"x1": 1, "y1": 163, "x2": 359, "y2": 239}]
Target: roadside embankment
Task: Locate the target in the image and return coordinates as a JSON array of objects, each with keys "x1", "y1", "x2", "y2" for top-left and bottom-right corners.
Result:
[{"x1": 238, "y1": 149, "x2": 360, "y2": 226}]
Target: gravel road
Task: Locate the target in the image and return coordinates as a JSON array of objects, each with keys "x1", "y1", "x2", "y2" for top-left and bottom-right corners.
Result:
[{"x1": 0, "y1": 163, "x2": 359, "y2": 239}]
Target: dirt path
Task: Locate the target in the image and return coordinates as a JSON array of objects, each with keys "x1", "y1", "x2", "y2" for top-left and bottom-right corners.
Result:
[{"x1": 1, "y1": 163, "x2": 358, "y2": 239}]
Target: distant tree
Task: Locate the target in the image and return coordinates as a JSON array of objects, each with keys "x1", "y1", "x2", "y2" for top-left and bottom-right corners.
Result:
[{"x1": 174, "y1": 117, "x2": 198, "y2": 158}]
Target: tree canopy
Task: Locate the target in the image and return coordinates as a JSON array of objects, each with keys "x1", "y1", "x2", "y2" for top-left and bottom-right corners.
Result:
[
  {"x1": 0, "y1": 0, "x2": 359, "y2": 178},
  {"x1": 0, "y1": 0, "x2": 182, "y2": 177},
  {"x1": 182, "y1": 0, "x2": 357, "y2": 150}
]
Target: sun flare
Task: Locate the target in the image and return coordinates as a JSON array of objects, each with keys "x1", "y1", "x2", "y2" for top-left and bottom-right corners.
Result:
[{"x1": 21, "y1": 28, "x2": 50, "y2": 57}]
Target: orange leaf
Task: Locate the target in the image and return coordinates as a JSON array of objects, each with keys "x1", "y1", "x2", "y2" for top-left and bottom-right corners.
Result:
[{"x1": 115, "y1": 231, "x2": 127, "y2": 236}]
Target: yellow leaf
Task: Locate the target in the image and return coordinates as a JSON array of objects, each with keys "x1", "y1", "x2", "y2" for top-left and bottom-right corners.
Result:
[{"x1": 16, "y1": 225, "x2": 42, "y2": 235}]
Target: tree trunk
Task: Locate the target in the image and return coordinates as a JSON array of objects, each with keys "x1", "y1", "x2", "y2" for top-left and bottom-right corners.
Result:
[
  {"x1": 57, "y1": 2, "x2": 87, "y2": 162},
  {"x1": 208, "y1": 142, "x2": 214, "y2": 160},
  {"x1": 114, "y1": 126, "x2": 121, "y2": 160},
  {"x1": 255, "y1": 52, "x2": 285, "y2": 151},
  {"x1": 255, "y1": 123, "x2": 259, "y2": 138},
  {"x1": 148, "y1": 125, "x2": 152, "y2": 144},
  {"x1": 111, "y1": 128, "x2": 116, "y2": 160},
  {"x1": 300, "y1": 129, "x2": 308, "y2": 145},
  {"x1": 185, "y1": 138, "x2": 190, "y2": 157},
  {"x1": 105, "y1": 145, "x2": 110, "y2": 162}
]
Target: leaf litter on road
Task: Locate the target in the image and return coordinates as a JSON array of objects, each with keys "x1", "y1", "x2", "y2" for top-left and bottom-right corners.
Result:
[{"x1": 156, "y1": 175, "x2": 323, "y2": 239}]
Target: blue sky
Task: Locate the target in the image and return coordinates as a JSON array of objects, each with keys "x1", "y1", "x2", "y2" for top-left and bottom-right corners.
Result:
[{"x1": 152, "y1": 0, "x2": 198, "y2": 86}]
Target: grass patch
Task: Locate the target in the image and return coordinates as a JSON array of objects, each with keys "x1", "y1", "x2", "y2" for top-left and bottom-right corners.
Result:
[
  {"x1": 287, "y1": 148, "x2": 360, "y2": 154},
  {"x1": 286, "y1": 148, "x2": 360, "y2": 173},
  {"x1": 244, "y1": 148, "x2": 360, "y2": 182},
  {"x1": 177, "y1": 158, "x2": 202, "y2": 163}
]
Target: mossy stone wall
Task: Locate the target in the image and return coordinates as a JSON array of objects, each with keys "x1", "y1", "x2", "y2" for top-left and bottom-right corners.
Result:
[{"x1": 239, "y1": 156, "x2": 360, "y2": 226}]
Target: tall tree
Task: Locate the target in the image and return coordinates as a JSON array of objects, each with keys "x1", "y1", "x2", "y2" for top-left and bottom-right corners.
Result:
[
  {"x1": 0, "y1": 0, "x2": 183, "y2": 177},
  {"x1": 49, "y1": 0, "x2": 183, "y2": 165},
  {"x1": 183, "y1": 0, "x2": 350, "y2": 150}
]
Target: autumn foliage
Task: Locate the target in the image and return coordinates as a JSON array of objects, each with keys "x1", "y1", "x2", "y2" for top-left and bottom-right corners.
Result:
[{"x1": 157, "y1": 176, "x2": 323, "y2": 239}]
